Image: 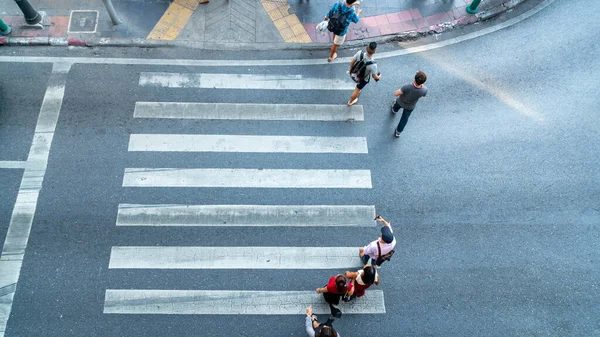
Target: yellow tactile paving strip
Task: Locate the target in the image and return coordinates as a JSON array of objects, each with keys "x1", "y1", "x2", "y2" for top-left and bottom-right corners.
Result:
[
  {"x1": 147, "y1": 0, "x2": 200, "y2": 40},
  {"x1": 261, "y1": 0, "x2": 311, "y2": 43}
]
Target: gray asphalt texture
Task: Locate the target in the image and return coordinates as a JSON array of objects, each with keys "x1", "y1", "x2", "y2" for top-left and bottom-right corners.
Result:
[{"x1": 1, "y1": 0, "x2": 599, "y2": 336}]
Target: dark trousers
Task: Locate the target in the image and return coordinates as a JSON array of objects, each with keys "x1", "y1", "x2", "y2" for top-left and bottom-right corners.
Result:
[{"x1": 393, "y1": 101, "x2": 413, "y2": 133}]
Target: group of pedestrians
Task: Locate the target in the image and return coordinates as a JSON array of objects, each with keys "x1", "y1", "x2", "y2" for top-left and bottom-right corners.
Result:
[
  {"x1": 321, "y1": 0, "x2": 428, "y2": 138},
  {"x1": 304, "y1": 216, "x2": 397, "y2": 336}
]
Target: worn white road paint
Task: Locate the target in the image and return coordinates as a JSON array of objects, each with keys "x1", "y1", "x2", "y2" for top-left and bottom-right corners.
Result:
[
  {"x1": 134, "y1": 102, "x2": 364, "y2": 121},
  {"x1": 0, "y1": 63, "x2": 70, "y2": 337},
  {"x1": 128, "y1": 134, "x2": 368, "y2": 153},
  {"x1": 0, "y1": 0, "x2": 555, "y2": 68},
  {"x1": 122, "y1": 168, "x2": 372, "y2": 188},
  {"x1": 109, "y1": 246, "x2": 363, "y2": 269},
  {"x1": 116, "y1": 204, "x2": 377, "y2": 227},
  {"x1": 104, "y1": 289, "x2": 385, "y2": 315},
  {"x1": 139, "y1": 72, "x2": 356, "y2": 90},
  {"x1": 0, "y1": 161, "x2": 26, "y2": 169}
]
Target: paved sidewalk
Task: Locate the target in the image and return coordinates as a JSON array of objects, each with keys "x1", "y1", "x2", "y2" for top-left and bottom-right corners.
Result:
[{"x1": 0, "y1": 0, "x2": 526, "y2": 47}]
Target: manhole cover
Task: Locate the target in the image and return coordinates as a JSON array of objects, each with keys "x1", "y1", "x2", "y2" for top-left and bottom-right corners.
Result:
[{"x1": 68, "y1": 10, "x2": 99, "y2": 33}]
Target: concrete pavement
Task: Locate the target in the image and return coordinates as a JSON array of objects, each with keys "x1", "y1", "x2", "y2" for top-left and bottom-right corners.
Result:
[{"x1": 1, "y1": 0, "x2": 523, "y2": 47}]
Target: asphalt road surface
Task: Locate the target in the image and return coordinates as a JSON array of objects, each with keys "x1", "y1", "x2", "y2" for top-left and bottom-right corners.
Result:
[{"x1": 0, "y1": 0, "x2": 598, "y2": 336}]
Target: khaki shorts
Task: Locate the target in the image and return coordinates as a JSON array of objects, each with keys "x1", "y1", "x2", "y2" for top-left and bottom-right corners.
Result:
[{"x1": 333, "y1": 34, "x2": 346, "y2": 45}]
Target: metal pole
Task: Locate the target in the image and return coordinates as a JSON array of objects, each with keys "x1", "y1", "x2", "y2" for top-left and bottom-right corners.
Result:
[
  {"x1": 0, "y1": 18, "x2": 12, "y2": 35},
  {"x1": 467, "y1": 0, "x2": 481, "y2": 14},
  {"x1": 466, "y1": 0, "x2": 482, "y2": 14},
  {"x1": 102, "y1": 0, "x2": 122, "y2": 25},
  {"x1": 13, "y1": 0, "x2": 41, "y2": 25}
]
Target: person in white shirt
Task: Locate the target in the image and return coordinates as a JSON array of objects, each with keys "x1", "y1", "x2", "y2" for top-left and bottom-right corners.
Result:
[{"x1": 359, "y1": 215, "x2": 396, "y2": 266}]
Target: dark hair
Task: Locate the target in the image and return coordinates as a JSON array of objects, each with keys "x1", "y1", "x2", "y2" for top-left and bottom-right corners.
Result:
[
  {"x1": 367, "y1": 42, "x2": 377, "y2": 54},
  {"x1": 335, "y1": 275, "x2": 347, "y2": 293},
  {"x1": 317, "y1": 326, "x2": 338, "y2": 337},
  {"x1": 415, "y1": 71, "x2": 427, "y2": 85},
  {"x1": 361, "y1": 266, "x2": 376, "y2": 285},
  {"x1": 346, "y1": 0, "x2": 357, "y2": 4}
]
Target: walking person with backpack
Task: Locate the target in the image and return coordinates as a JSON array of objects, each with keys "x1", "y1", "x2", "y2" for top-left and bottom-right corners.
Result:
[
  {"x1": 305, "y1": 306, "x2": 341, "y2": 337},
  {"x1": 344, "y1": 265, "x2": 380, "y2": 301},
  {"x1": 323, "y1": 0, "x2": 362, "y2": 62},
  {"x1": 316, "y1": 273, "x2": 353, "y2": 318},
  {"x1": 359, "y1": 215, "x2": 396, "y2": 266},
  {"x1": 347, "y1": 41, "x2": 381, "y2": 106},
  {"x1": 392, "y1": 71, "x2": 428, "y2": 138}
]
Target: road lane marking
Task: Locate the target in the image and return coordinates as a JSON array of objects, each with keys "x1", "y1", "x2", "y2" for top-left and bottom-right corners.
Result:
[
  {"x1": 109, "y1": 246, "x2": 363, "y2": 269},
  {"x1": 104, "y1": 289, "x2": 385, "y2": 314},
  {"x1": 0, "y1": 161, "x2": 26, "y2": 169},
  {"x1": 116, "y1": 204, "x2": 376, "y2": 227},
  {"x1": 128, "y1": 134, "x2": 368, "y2": 153},
  {"x1": 138, "y1": 72, "x2": 356, "y2": 90},
  {"x1": 0, "y1": 63, "x2": 71, "y2": 337},
  {"x1": 133, "y1": 102, "x2": 364, "y2": 121},
  {"x1": 122, "y1": 168, "x2": 372, "y2": 188}
]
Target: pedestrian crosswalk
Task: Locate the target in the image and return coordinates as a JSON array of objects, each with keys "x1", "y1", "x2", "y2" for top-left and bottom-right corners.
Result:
[{"x1": 104, "y1": 71, "x2": 385, "y2": 318}]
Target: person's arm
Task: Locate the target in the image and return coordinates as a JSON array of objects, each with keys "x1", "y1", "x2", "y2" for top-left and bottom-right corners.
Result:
[
  {"x1": 375, "y1": 215, "x2": 390, "y2": 227},
  {"x1": 394, "y1": 88, "x2": 402, "y2": 96},
  {"x1": 346, "y1": 279, "x2": 355, "y2": 296},
  {"x1": 356, "y1": 8, "x2": 362, "y2": 17},
  {"x1": 372, "y1": 72, "x2": 382, "y2": 81},
  {"x1": 316, "y1": 286, "x2": 328, "y2": 294},
  {"x1": 349, "y1": 58, "x2": 356, "y2": 72},
  {"x1": 345, "y1": 271, "x2": 359, "y2": 279},
  {"x1": 305, "y1": 306, "x2": 317, "y2": 336},
  {"x1": 374, "y1": 273, "x2": 380, "y2": 286}
]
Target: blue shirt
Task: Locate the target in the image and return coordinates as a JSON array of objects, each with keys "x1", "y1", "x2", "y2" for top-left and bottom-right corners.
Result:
[{"x1": 326, "y1": 2, "x2": 359, "y2": 36}]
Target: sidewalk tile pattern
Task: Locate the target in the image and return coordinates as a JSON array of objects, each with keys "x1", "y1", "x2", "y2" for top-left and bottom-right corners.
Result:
[
  {"x1": 204, "y1": 0, "x2": 257, "y2": 43},
  {"x1": 262, "y1": 0, "x2": 311, "y2": 43},
  {"x1": 147, "y1": 0, "x2": 199, "y2": 40}
]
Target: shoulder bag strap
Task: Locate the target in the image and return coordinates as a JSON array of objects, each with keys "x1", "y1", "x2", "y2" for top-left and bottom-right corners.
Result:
[{"x1": 377, "y1": 241, "x2": 382, "y2": 258}]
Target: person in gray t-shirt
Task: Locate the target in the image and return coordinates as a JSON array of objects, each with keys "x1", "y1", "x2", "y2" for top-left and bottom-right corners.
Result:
[{"x1": 392, "y1": 71, "x2": 428, "y2": 138}]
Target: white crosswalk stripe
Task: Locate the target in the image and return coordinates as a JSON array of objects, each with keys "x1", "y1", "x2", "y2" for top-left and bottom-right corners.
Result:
[
  {"x1": 128, "y1": 134, "x2": 368, "y2": 153},
  {"x1": 116, "y1": 204, "x2": 376, "y2": 227},
  {"x1": 109, "y1": 246, "x2": 363, "y2": 269},
  {"x1": 122, "y1": 168, "x2": 373, "y2": 188},
  {"x1": 133, "y1": 102, "x2": 364, "y2": 121},
  {"x1": 104, "y1": 290, "x2": 386, "y2": 315},
  {"x1": 139, "y1": 72, "x2": 356, "y2": 90}
]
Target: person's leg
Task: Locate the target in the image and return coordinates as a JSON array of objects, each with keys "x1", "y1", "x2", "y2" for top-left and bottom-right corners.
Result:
[
  {"x1": 348, "y1": 80, "x2": 366, "y2": 105},
  {"x1": 361, "y1": 254, "x2": 371, "y2": 265},
  {"x1": 391, "y1": 100, "x2": 401, "y2": 114},
  {"x1": 329, "y1": 34, "x2": 345, "y2": 61},
  {"x1": 329, "y1": 42, "x2": 339, "y2": 61},
  {"x1": 395, "y1": 109, "x2": 413, "y2": 137}
]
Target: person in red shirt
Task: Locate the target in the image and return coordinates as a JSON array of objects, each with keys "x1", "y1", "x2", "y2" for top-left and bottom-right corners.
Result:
[{"x1": 316, "y1": 274, "x2": 352, "y2": 317}]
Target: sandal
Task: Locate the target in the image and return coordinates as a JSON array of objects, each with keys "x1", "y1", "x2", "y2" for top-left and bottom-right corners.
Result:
[
  {"x1": 327, "y1": 53, "x2": 338, "y2": 63},
  {"x1": 347, "y1": 97, "x2": 358, "y2": 106}
]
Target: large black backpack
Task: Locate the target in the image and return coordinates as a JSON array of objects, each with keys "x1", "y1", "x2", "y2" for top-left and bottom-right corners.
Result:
[
  {"x1": 349, "y1": 51, "x2": 375, "y2": 82},
  {"x1": 327, "y1": 2, "x2": 350, "y2": 35}
]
